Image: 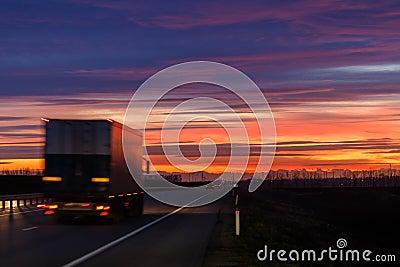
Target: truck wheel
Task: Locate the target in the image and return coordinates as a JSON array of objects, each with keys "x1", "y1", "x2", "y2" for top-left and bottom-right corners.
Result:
[
  {"x1": 125, "y1": 199, "x2": 135, "y2": 217},
  {"x1": 136, "y1": 194, "x2": 144, "y2": 215},
  {"x1": 111, "y1": 209, "x2": 124, "y2": 223},
  {"x1": 55, "y1": 214, "x2": 70, "y2": 224},
  {"x1": 54, "y1": 215, "x2": 64, "y2": 223},
  {"x1": 109, "y1": 198, "x2": 125, "y2": 223}
]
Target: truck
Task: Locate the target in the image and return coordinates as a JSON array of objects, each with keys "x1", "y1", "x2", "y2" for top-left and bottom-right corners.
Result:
[{"x1": 39, "y1": 118, "x2": 144, "y2": 222}]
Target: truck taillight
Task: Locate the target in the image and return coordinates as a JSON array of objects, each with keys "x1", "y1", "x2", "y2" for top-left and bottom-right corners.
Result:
[
  {"x1": 37, "y1": 204, "x2": 58, "y2": 209},
  {"x1": 96, "y1": 205, "x2": 110, "y2": 211}
]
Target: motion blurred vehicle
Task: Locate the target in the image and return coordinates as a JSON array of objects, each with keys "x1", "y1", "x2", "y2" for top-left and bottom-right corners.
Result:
[{"x1": 39, "y1": 118, "x2": 144, "y2": 222}]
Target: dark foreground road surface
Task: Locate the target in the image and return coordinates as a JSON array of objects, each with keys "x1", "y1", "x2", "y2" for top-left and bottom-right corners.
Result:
[{"x1": 0, "y1": 195, "x2": 225, "y2": 267}]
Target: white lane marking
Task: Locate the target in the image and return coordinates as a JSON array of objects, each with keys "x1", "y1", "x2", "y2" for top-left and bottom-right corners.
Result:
[
  {"x1": 63, "y1": 206, "x2": 184, "y2": 267},
  {"x1": 0, "y1": 209, "x2": 42, "y2": 217},
  {"x1": 63, "y1": 193, "x2": 212, "y2": 267},
  {"x1": 22, "y1": 226, "x2": 38, "y2": 231}
]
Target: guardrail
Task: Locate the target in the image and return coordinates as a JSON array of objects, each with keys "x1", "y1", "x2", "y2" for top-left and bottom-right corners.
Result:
[{"x1": 0, "y1": 193, "x2": 49, "y2": 213}]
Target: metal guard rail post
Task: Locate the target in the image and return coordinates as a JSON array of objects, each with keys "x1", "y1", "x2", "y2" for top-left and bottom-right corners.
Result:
[{"x1": 0, "y1": 193, "x2": 47, "y2": 213}]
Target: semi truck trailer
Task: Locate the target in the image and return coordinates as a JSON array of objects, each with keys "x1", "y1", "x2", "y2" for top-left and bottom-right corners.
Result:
[{"x1": 39, "y1": 118, "x2": 144, "y2": 221}]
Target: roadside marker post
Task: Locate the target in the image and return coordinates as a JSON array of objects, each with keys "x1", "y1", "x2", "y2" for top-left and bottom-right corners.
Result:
[
  {"x1": 235, "y1": 193, "x2": 240, "y2": 236},
  {"x1": 235, "y1": 209, "x2": 240, "y2": 236}
]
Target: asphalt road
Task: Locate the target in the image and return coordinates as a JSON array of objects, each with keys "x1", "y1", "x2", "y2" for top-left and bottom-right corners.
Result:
[{"x1": 0, "y1": 195, "x2": 225, "y2": 267}]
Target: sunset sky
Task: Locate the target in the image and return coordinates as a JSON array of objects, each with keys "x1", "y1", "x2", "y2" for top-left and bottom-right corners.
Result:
[{"x1": 1, "y1": 0, "x2": 400, "y2": 172}]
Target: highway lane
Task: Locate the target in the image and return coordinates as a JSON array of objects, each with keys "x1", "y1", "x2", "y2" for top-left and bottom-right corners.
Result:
[
  {"x1": 0, "y1": 194, "x2": 226, "y2": 267},
  {"x1": 77, "y1": 199, "x2": 223, "y2": 267}
]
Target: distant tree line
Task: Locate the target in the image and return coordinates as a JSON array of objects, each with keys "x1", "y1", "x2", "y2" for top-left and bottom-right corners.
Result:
[
  {"x1": 0, "y1": 168, "x2": 43, "y2": 176},
  {"x1": 265, "y1": 168, "x2": 399, "y2": 180}
]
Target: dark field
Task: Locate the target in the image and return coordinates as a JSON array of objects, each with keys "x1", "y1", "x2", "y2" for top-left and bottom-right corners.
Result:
[
  {"x1": 204, "y1": 182, "x2": 400, "y2": 267},
  {"x1": 0, "y1": 175, "x2": 42, "y2": 195}
]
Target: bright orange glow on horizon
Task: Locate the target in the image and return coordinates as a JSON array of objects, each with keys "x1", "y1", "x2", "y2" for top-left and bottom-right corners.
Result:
[
  {"x1": 0, "y1": 159, "x2": 44, "y2": 171},
  {"x1": 0, "y1": 92, "x2": 399, "y2": 173}
]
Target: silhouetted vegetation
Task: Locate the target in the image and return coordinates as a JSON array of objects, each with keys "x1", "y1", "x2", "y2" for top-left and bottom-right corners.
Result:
[
  {"x1": 0, "y1": 175, "x2": 42, "y2": 195},
  {"x1": 204, "y1": 181, "x2": 399, "y2": 266}
]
